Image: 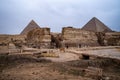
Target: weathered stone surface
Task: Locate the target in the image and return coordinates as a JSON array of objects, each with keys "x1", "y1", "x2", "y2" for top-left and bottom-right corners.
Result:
[
  {"x1": 51, "y1": 33, "x2": 62, "y2": 48},
  {"x1": 0, "y1": 34, "x2": 26, "y2": 50},
  {"x1": 82, "y1": 17, "x2": 112, "y2": 32},
  {"x1": 27, "y1": 28, "x2": 51, "y2": 48},
  {"x1": 95, "y1": 32, "x2": 106, "y2": 46},
  {"x1": 104, "y1": 32, "x2": 120, "y2": 46},
  {"x1": 1, "y1": 18, "x2": 120, "y2": 49},
  {"x1": 61, "y1": 27, "x2": 99, "y2": 47},
  {"x1": 8, "y1": 43, "x2": 16, "y2": 49},
  {"x1": 20, "y1": 20, "x2": 40, "y2": 35},
  {"x1": 0, "y1": 34, "x2": 26, "y2": 45}
]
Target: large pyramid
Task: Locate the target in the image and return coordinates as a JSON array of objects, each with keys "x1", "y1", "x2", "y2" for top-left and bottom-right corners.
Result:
[
  {"x1": 20, "y1": 20, "x2": 40, "y2": 35},
  {"x1": 82, "y1": 17, "x2": 112, "y2": 32}
]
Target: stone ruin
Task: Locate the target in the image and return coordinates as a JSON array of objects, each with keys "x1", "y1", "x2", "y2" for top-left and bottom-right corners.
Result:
[
  {"x1": 0, "y1": 17, "x2": 120, "y2": 49},
  {"x1": 81, "y1": 17, "x2": 112, "y2": 32},
  {"x1": 61, "y1": 17, "x2": 120, "y2": 47},
  {"x1": 20, "y1": 20, "x2": 40, "y2": 35},
  {"x1": 26, "y1": 27, "x2": 51, "y2": 48},
  {"x1": 0, "y1": 34, "x2": 26, "y2": 49},
  {"x1": 61, "y1": 27, "x2": 99, "y2": 48},
  {"x1": 104, "y1": 32, "x2": 120, "y2": 46}
]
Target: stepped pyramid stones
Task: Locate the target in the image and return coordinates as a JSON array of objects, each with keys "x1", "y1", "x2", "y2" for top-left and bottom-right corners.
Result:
[
  {"x1": 82, "y1": 17, "x2": 112, "y2": 32},
  {"x1": 20, "y1": 20, "x2": 40, "y2": 35}
]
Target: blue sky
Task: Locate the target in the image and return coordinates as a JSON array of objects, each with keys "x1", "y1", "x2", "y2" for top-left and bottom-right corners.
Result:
[{"x1": 0, "y1": 0, "x2": 120, "y2": 34}]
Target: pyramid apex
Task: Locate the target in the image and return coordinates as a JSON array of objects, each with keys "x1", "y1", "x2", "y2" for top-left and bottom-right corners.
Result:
[
  {"x1": 82, "y1": 17, "x2": 112, "y2": 32},
  {"x1": 93, "y1": 17, "x2": 97, "y2": 19},
  {"x1": 31, "y1": 19, "x2": 35, "y2": 22},
  {"x1": 31, "y1": 19, "x2": 34, "y2": 21},
  {"x1": 20, "y1": 20, "x2": 40, "y2": 35},
  {"x1": 91, "y1": 17, "x2": 98, "y2": 20},
  {"x1": 29, "y1": 20, "x2": 37, "y2": 24}
]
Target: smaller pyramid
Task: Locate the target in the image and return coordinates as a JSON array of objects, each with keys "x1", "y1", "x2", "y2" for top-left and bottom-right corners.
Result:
[
  {"x1": 82, "y1": 17, "x2": 112, "y2": 32},
  {"x1": 20, "y1": 20, "x2": 40, "y2": 35}
]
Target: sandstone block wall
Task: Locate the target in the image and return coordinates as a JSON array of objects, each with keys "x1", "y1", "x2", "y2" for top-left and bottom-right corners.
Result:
[
  {"x1": 27, "y1": 28, "x2": 51, "y2": 48},
  {"x1": 0, "y1": 34, "x2": 26, "y2": 49},
  {"x1": 62, "y1": 27, "x2": 99, "y2": 47},
  {"x1": 104, "y1": 32, "x2": 120, "y2": 46},
  {"x1": 0, "y1": 35, "x2": 26, "y2": 44}
]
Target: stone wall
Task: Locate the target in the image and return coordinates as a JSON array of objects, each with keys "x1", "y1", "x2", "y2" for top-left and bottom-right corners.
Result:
[
  {"x1": 1, "y1": 27, "x2": 120, "y2": 49},
  {"x1": 104, "y1": 32, "x2": 120, "y2": 46},
  {"x1": 0, "y1": 35, "x2": 10, "y2": 44},
  {"x1": 0, "y1": 34, "x2": 26, "y2": 44},
  {"x1": 0, "y1": 34, "x2": 26, "y2": 49},
  {"x1": 27, "y1": 28, "x2": 51, "y2": 48},
  {"x1": 61, "y1": 27, "x2": 99, "y2": 47}
]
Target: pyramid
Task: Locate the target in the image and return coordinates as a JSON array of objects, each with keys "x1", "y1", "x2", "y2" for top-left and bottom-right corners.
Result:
[
  {"x1": 20, "y1": 20, "x2": 40, "y2": 35},
  {"x1": 82, "y1": 17, "x2": 112, "y2": 32}
]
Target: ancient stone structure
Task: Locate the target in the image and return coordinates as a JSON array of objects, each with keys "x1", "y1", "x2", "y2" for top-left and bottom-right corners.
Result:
[
  {"x1": 51, "y1": 33, "x2": 62, "y2": 48},
  {"x1": 0, "y1": 35, "x2": 26, "y2": 44},
  {"x1": 82, "y1": 17, "x2": 112, "y2": 32},
  {"x1": 61, "y1": 27, "x2": 99, "y2": 48},
  {"x1": 26, "y1": 27, "x2": 51, "y2": 48},
  {"x1": 20, "y1": 20, "x2": 40, "y2": 35},
  {"x1": 1, "y1": 18, "x2": 120, "y2": 49},
  {"x1": 104, "y1": 32, "x2": 120, "y2": 46},
  {"x1": 0, "y1": 34, "x2": 26, "y2": 49},
  {"x1": 19, "y1": 20, "x2": 51, "y2": 48}
]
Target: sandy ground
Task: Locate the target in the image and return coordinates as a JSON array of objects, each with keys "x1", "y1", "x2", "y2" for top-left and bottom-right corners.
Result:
[
  {"x1": 44, "y1": 52, "x2": 79, "y2": 62},
  {"x1": 0, "y1": 46, "x2": 120, "y2": 80},
  {"x1": 0, "y1": 59, "x2": 92, "y2": 80},
  {"x1": 67, "y1": 46, "x2": 120, "y2": 60}
]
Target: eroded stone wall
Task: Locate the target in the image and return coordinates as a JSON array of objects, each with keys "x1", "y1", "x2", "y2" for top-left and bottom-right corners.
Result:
[
  {"x1": 104, "y1": 32, "x2": 120, "y2": 46},
  {"x1": 0, "y1": 34, "x2": 26, "y2": 49},
  {"x1": 62, "y1": 27, "x2": 99, "y2": 47},
  {"x1": 27, "y1": 28, "x2": 51, "y2": 48},
  {"x1": 0, "y1": 35, "x2": 26, "y2": 44}
]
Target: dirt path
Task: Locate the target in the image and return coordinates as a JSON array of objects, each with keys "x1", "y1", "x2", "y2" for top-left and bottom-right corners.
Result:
[{"x1": 44, "y1": 52, "x2": 80, "y2": 62}]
